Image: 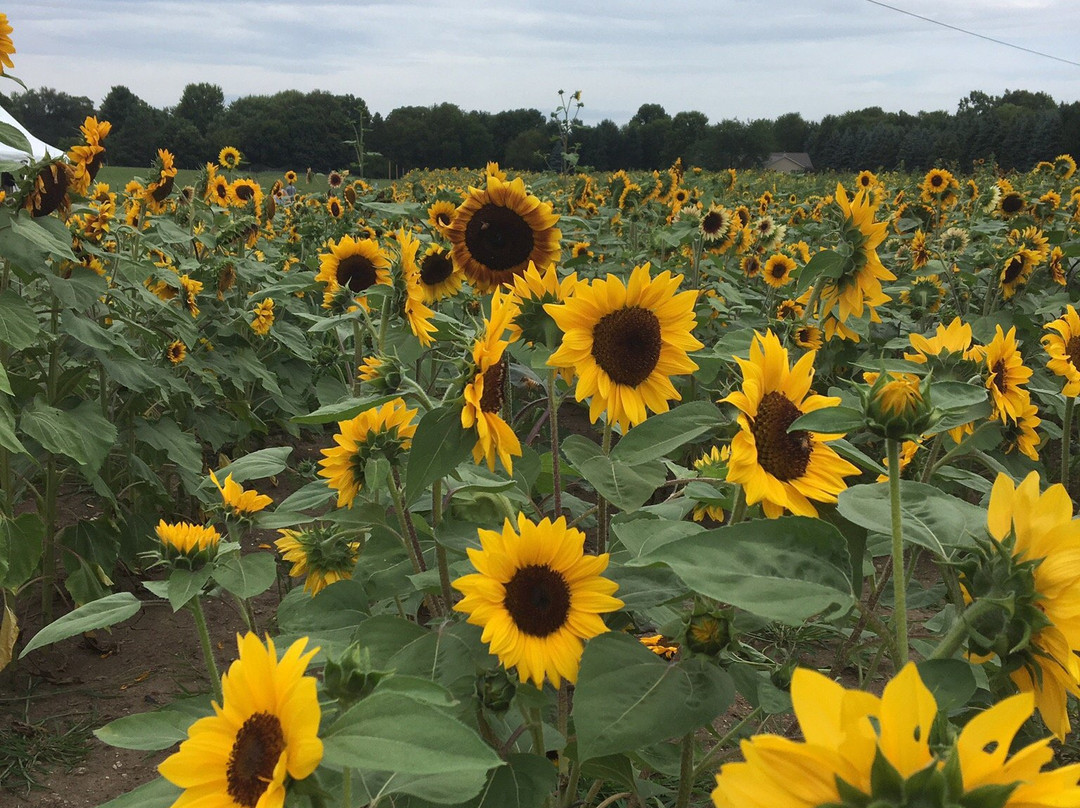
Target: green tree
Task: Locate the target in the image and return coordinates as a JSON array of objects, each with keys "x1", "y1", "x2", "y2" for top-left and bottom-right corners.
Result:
[
  {"x1": 2, "y1": 87, "x2": 95, "y2": 150},
  {"x1": 174, "y1": 83, "x2": 225, "y2": 136}
]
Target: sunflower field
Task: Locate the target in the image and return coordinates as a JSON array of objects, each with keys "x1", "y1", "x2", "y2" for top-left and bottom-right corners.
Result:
[{"x1": 4, "y1": 40, "x2": 1080, "y2": 808}]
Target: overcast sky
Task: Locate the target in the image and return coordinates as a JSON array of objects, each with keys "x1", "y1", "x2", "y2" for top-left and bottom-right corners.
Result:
[{"x1": 6, "y1": 1, "x2": 1080, "y2": 125}]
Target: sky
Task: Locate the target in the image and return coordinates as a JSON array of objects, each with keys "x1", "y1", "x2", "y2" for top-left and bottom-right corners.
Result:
[{"x1": 6, "y1": 0, "x2": 1080, "y2": 126}]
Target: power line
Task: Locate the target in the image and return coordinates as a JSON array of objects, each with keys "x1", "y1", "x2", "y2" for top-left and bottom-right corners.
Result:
[{"x1": 864, "y1": 0, "x2": 1080, "y2": 68}]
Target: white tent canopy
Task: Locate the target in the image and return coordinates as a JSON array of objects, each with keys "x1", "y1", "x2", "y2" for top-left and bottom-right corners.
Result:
[{"x1": 0, "y1": 105, "x2": 64, "y2": 163}]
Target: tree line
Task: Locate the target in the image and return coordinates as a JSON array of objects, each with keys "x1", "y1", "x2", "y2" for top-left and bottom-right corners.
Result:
[{"x1": 2, "y1": 83, "x2": 1078, "y2": 175}]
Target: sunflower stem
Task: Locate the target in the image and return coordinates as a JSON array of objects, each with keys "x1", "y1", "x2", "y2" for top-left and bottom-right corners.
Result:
[
  {"x1": 917, "y1": 434, "x2": 943, "y2": 484},
  {"x1": 927, "y1": 597, "x2": 1001, "y2": 661},
  {"x1": 674, "y1": 731, "x2": 696, "y2": 808},
  {"x1": 728, "y1": 484, "x2": 747, "y2": 525},
  {"x1": 926, "y1": 421, "x2": 995, "y2": 478},
  {"x1": 525, "y1": 705, "x2": 546, "y2": 756},
  {"x1": 597, "y1": 421, "x2": 614, "y2": 555},
  {"x1": 377, "y1": 293, "x2": 392, "y2": 354},
  {"x1": 188, "y1": 596, "x2": 223, "y2": 704},
  {"x1": 557, "y1": 681, "x2": 570, "y2": 774},
  {"x1": 342, "y1": 767, "x2": 352, "y2": 808},
  {"x1": 432, "y1": 480, "x2": 455, "y2": 612},
  {"x1": 560, "y1": 760, "x2": 581, "y2": 808},
  {"x1": 548, "y1": 370, "x2": 563, "y2": 519},
  {"x1": 887, "y1": 438, "x2": 909, "y2": 664},
  {"x1": 690, "y1": 707, "x2": 764, "y2": 782},
  {"x1": 1061, "y1": 395, "x2": 1074, "y2": 492},
  {"x1": 387, "y1": 467, "x2": 434, "y2": 600},
  {"x1": 351, "y1": 320, "x2": 363, "y2": 397}
]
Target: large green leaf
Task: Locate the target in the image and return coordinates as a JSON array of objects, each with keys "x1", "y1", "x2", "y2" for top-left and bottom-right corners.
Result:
[
  {"x1": 0, "y1": 288, "x2": 41, "y2": 350},
  {"x1": 292, "y1": 393, "x2": 401, "y2": 425},
  {"x1": 94, "y1": 698, "x2": 212, "y2": 751},
  {"x1": 0, "y1": 121, "x2": 31, "y2": 153},
  {"x1": 0, "y1": 398, "x2": 26, "y2": 454},
  {"x1": 611, "y1": 516, "x2": 703, "y2": 557},
  {"x1": 213, "y1": 446, "x2": 292, "y2": 483},
  {"x1": 611, "y1": 401, "x2": 721, "y2": 465},
  {"x1": 166, "y1": 567, "x2": 212, "y2": 612},
  {"x1": 0, "y1": 512, "x2": 44, "y2": 589},
  {"x1": 466, "y1": 753, "x2": 557, "y2": 808},
  {"x1": 212, "y1": 551, "x2": 276, "y2": 599},
  {"x1": 135, "y1": 417, "x2": 203, "y2": 493},
  {"x1": 562, "y1": 434, "x2": 666, "y2": 513},
  {"x1": 20, "y1": 592, "x2": 141, "y2": 657},
  {"x1": 405, "y1": 404, "x2": 474, "y2": 505},
  {"x1": 323, "y1": 692, "x2": 502, "y2": 801},
  {"x1": 837, "y1": 482, "x2": 987, "y2": 557},
  {"x1": 20, "y1": 399, "x2": 117, "y2": 472},
  {"x1": 93, "y1": 778, "x2": 181, "y2": 808},
  {"x1": 625, "y1": 516, "x2": 855, "y2": 624},
  {"x1": 9, "y1": 211, "x2": 76, "y2": 261},
  {"x1": 574, "y1": 632, "x2": 734, "y2": 761}
]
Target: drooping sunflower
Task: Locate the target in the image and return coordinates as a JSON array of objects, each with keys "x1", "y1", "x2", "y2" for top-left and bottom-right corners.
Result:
[
  {"x1": 218, "y1": 146, "x2": 242, "y2": 170},
  {"x1": 545, "y1": 263, "x2": 703, "y2": 433},
  {"x1": 1053, "y1": 153, "x2": 1077, "y2": 180},
  {"x1": 0, "y1": 13, "x2": 14, "y2": 72},
  {"x1": 177, "y1": 274, "x2": 202, "y2": 319},
  {"x1": 762, "y1": 253, "x2": 796, "y2": 289},
  {"x1": 508, "y1": 261, "x2": 581, "y2": 348},
  {"x1": 1000, "y1": 397, "x2": 1041, "y2": 461},
  {"x1": 159, "y1": 633, "x2": 323, "y2": 808},
  {"x1": 962, "y1": 473, "x2": 1080, "y2": 740},
  {"x1": 446, "y1": 175, "x2": 561, "y2": 291},
  {"x1": 209, "y1": 470, "x2": 272, "y2": 518},
  {"x1": 395, "y1": 228, "x2": 437, "y2": 347},
  {"x1": 417, "y1": 243, "x2": 463, "y2": 303},
  {"x1": 712, "y1": 661, "x2": 1080, "y2": 808},
  {"x1": 1042, "y1": 304, "x2": 1080, "y2": 396},
  {"x1": 452, "y1": 513, "x2": 623, "y2": 688},
  {"x1": 275, "y1": 526, "x2": 361, "y2": 596},
  {"x1": 318, "y1": 398, "x2": 418, "y2": 509},
  {"x1": 723, "y1": 330, "x2": 859, "y2": 519},
  {"x1": 983, "y1": 325, "x2": 1032, "y2": 423},
  {"x1": 250, "y1": 297, "x2": 275, "y2": 336},
  {"x1": 25, "y1": 161, "x2": 72, "y2": 218},
  {"x1": 315, "y1": 234, "x2": 392, "y2": 312}
]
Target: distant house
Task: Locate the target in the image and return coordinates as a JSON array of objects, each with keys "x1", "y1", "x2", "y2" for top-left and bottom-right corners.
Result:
[{"x1": 763, "y1": 152, "x2": 814, "y2": 173}]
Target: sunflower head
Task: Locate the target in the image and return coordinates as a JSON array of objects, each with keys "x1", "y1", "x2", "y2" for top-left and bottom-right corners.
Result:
[
  {"x1": 862, "y1": 370, "x2": 937, "y2": 440},
  {"x1": 218, "y1": 146, "x2": 242, "y2": 171},
  {"x1": 26, "y1": 160, "x2": 72, "y2": 218},
  {"x1": 209, "y1": 470, "x2": 273, "y2": 519},
  {"x1": 156, "y1": 520, "x2": 221, "y2": 567},
  {"x1": 452, "y1": 513, "x2": 623, "y2": 688},
  {"x1": 1041, "y1": 304, "x2": 1080, "y2": 396},
  {"x1": 165, "y1": 339, "x2": 187, "y2": 365},
  {"x1": 357, "y1": 354, "x2": 401, "y2": 393},
  {"x1": 508, "y1": 261, "x2": 581, "y2": 348},
  {"x1": 316, "y1": 234, "x2": 392, "y2": 313},
  {"x1": 275, "y1": 524, "x2": 361, "y2": 596}
]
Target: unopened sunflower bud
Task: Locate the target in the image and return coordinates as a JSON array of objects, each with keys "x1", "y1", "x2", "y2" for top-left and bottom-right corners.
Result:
[
  {"x1": 684, "y1": 607, "x2": 736, "y2": 656},
  {"x1": 476, "y1": 668, "x2": 516, "y2": 713},
  {"x1": 863, "y1": 371, "x2": 938, "y2": 441},
  {"x1": 323, "y1": 642, "x2": 393, "y2": 708}
]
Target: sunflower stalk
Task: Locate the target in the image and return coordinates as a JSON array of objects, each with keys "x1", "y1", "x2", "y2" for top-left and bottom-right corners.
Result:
[
  {"x1": 674, "y1": 731, "x2": 696, "y2": 808},
  {"x1": 926, "y1": 421, "x2": 996, "y2": 478},
  {"x1": 887, "y1": 438, "x2": 909, "y2": 663},
  {"x1": 40, "y1": 304, "x2": 63, "y2": 624},
  {"x1": 690, "y1": 707, "x2": 764, "y2": 782},
  {"x1": 187, "y1": 595, "x2": 223, "y2": 704},
  {"x1": 727, "y1": 484, "x2": 747, "y2": 525},
  {"x1": 1061, "y1": 395, "x2": 1074, "y2": 492},
  {"x1": 351, "y1": 320, "x2": 363, "y2": 397},
  {"x1": 548, "y1": 369, "x2": 563, "y2": 518},
  {"x1": 596, "y1": 420, "x2": 613, "y2": 554},
  {"x1": 388, "y1": 466, "x2": 444, "y2": 619},
  {"x1": 432, "y1": 480, "x2": 455, "y2": 611},
  {"x1": 927, "y1": 597, "x2": 1002, "y2": 661}
]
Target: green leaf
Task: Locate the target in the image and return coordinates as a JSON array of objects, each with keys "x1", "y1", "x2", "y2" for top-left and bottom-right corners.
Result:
[
  {"x1": 274, "y1": 480, "x2": 335, "y2": 512},
  {"x1": 0, "y1": 360, "x2": 10, "y2": 395},
  {"x1": 94, "y1": 698, "x2": 212, "y2": 751},
  {"x1": 0, "y1": 288, "x2": 41, "y2": 350},
  {"x1": 20, "y1": 399, "x2": 117, "y2": 472},
  {"x1": 466, "y1": 753, "x2": 558, "y2": 808},
  {"x1": 625, "y1": 516, "x2": 855, "y2": 624},
  {"x1": 292, "y1": 393, "x2": 401, "y2": 425},
  {"x1": 167, "y1": 567, "x2": 212, "y2": 611},
  {"x1": 405, "y1": 405, "x2": 474, "y2": 505},
  {"x1": 787, "y1": 406, "x2": 865, "y2": 434},
  {"x1": 574, "y1": 632, "x2": 734, "y2": 761},
  {"x1": 611, "y1": 401, "x2": 721, "y2": 465},
  {"x1": 93, "y1": 777, "x2": 181, "y2": 808},
  {"x1": 323, "y1": 692, "x2": 502, "y2": 798},
  {"x1": 795, "y1": 248, "x2": 844, "y2": 295},
  {"x1": 611, "y1": 516, "x2": 703, "y2": 558},
  {"x1": 837, "y1": 482, "x2": 986, "y2": 557},
  {"x1": 135, "y1": 417, "x2": 203, "y2": 493},
  {"x1": 916, "y1": 659, "x2": 977, "y2": 713},
  {"x1": 0, "y1": 121, "x2": 31, "y2": 153},
  {"x1": 213, "y1": 446, "x2": 292, "y2": 483},
  {"x1": 9, "y1": 211, "x2": 75, "y2": 261},
  {"x1": 562, "y1": 434, "x2": 666, "y2": 513},
  {"x1": 212, "y1": 551, "x2": 276, "y2": 599},
  {"x1": 20, "y1": 592, "x2": 141, "y2": 657},
  {"x1": 0, "y1": 399, "x2": 26, "y2": 455}
]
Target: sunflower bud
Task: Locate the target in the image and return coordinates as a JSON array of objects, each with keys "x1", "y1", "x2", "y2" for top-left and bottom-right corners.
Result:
[
  {"x1": 476, "y1": 667, "x2": 516, "y2": 714},
  {"x1": 862, "y1": 371, "x2": 938, "y2": 441},
  {"x1": 684, "y1": 606, "x2": 736, "y2": 657},
  {"x1": 323, "y1": 642, "x2": 393, "y2": 708}
]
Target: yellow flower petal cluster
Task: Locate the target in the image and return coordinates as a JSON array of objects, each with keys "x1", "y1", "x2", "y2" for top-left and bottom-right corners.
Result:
[
  {"x1": 209, "y1": 470, "x2": 272, "y2": 517},
  {"x1": 1042, "y1": 304, "x2": 1080, "y2": 396}
]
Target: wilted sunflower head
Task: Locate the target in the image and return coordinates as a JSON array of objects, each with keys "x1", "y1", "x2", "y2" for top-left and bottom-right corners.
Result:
[{"x1": 25, "y1": 160, "x2": 72, "y2": 218}]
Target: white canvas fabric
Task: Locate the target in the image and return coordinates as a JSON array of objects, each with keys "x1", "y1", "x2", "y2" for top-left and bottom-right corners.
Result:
[{"x1": 0, "y1": 105, "x2": 64, "y2": 163}]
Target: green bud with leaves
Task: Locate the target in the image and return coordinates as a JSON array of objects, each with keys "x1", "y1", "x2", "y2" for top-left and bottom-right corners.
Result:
[
  {"x1": 323, "y1": 642, "x2": 394, "y2": 708},
  {"x1": 861, "y1": 370, "x2": 939, "y2": 441}
]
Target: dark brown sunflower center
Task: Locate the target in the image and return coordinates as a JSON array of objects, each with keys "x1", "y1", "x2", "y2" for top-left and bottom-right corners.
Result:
[
  {"x1": 1067, "y1": 336, "x2": 1080, "y2": 369},
  {"x1": 479, "y1": 361, "x2": 506, "y2": 414},
  {"x1": 226, "y1": 712, "x2": 285, "y2": 808},
  {"x1": 1001, "y1": 194, "x2": 1024, "y2": 214},
  {"x1": 463, "y1": 204, "x2": 535, "y2": 273},
  {"x1": 337, "y1": 255, "x2": 378, "y2": 293},
  {"x1": 234, "y1": 183, "x2": 254, "y2": 201},
  {"x1": 420, "y1": 252, "x2": 454, "y2": 286},
  {"x1": 991, "y1": 361, "x2": 1008, "y2": 393},
  {"x1": 590, "y1": 305, "x2": 662, "y2": 387},
  {"x1": 751, "y1": 391, "x2": 811, "y2": 482},
  {"x1": 701, "y1": 211, "x2": 724, "y2": 234},
  {"x1": 1002, "y1": 256, "x2": 1025, "y2": 284},
  {"x1": 436, "y1": 212, "x2": 452, "y2": 226},
  {"x1": 770, "y1": 262, "x2": 788, "y2": 279},
  {"x1": 503, "y1": 564, "x2": 571, "y2": 638},
  {"x1": 930, "y1": 175, "x2": 944, "y2": 188},
  {"x1": 215, "y1": 183, "x2": 229, "y2": 201}
]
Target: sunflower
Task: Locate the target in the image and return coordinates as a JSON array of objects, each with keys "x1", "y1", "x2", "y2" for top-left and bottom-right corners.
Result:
[
  {"x1": 965, "y1": 473, "x2": 1080, "y2": 739},
  {"x1": 910, "y1": 229, "x2": 931, "y2": 269},
  {"x1": 209, "y1": 471, "x2": 272, "y2": 518},
  {"x1": 712, "y1": 661, "x2": 1080, "y2": 808},
  {"x1": 793, "y1": 324, "x2": 822, "y2": 350},
  {"x1": 740, "y1": 254, "x2": 761, "y2": 279},
  {"x1": 1042, "y1": 304, "x2": 1080, "y2": 396},
  {"x1": 229, "y1": 178, "x2": 263, "y2": 212},
  {"x1": 900, "y1": 274, "x2": 945, "y2": 314},
  {"x1": 1054, "y1": 153, "x2": 1077, "y2": 180},
  {"x1": 983, "y1": 325, "x2": 1032, "y2": 423},
  {"x1": 905, "y1": 317, "x2": 985, "y2": 368},
  {"x1": 1000, "y1": 397, "x2": 1041, "y2": 461},
  {"x1": 327, "y1": 170, "x2": 344, "y2": 189},
  {"x1": 417, "y1": 244, "x2": 463, "y2": 303},
  {"x1": 814, "y1": 184, "x2": 894, "y2": 324},
  {"x1": 762, "y1": 253, "x2": 795, "y2": 289},
  {"x1": 26, "y1": 161, "x2": 72, "y2": 218},
  {"x1": 318, "y1": 398, "x2": 418, "y2": 509},
  {"x1": 452, "y1": 513, "x2": 623, "y2": 688},
  {"x1": 919, "y1": 167, "x2": 958, "y2": 206},
  {"x1": 166, "y1": 339, "x2": 187, "y2": 365},
  {"x1": 176, "y1": 275, "x2": 202, "y2": 319},
  {"x1": 571, "y1": 241, "x2": 594, "y2": 259},
  {"x1": 722, "y1": 330, "x2": 859, "y2": 519},
  {"x1": 700, "y1": 203, "x2": 736, "y2": 246},
  {"x1": 395, "y1": 228, "x2": 437, "y2": 347},
  {"x1": 855, "y1": 169, "x2": 876, "y2": 190},
  {"x1": 508, "y1": 261, "x2": 580, "y2": 347},
  {"x1": 427, "y1": 200, "x2": 457, "y2": 235},
  {"x1": 159, "y1": 634, "x2": 323, "y2": 808},
  {"x1": 156, "y1": 520, "x2": 220, "y2": 563},
  {"x1": 0, "y1": 13, "x2": 14, "y2": 71},
  {"x1": 326, "y1": 197, "x2": 343, "y2": 219},
  {"x1": 250, "y1": 298, "x2": 275, "y2": 336},
  {"x1": 446, "y1": 175, "x2": 561, "y2": 291},
  {"x1": 284, "y1": 170, "x2": 297, "y2": 185},
  {"x1": 275, "y1": 526, "x2": 360, "y2": 596},
  {"x1": 209, "y1": 174, "x2": 231, "y2": 206},
  {"x1": 940, "y1": 226, "x2": 970, "y2": 254},
  {"x1": 775, "y1": 299, "x2": 803, "y2": 321},
  {"x1": 999, "y1": 190, "x2": 1026, "y2": 217},
  {"x1": 218, "y1": 146, "x2": 242, "y2": 171},
  {"x1": 545, "y1": 263, "x2": 703, "y2": 433},
  {"x1": 315, "y1": 234, "x2": 392, "y2": 312}
]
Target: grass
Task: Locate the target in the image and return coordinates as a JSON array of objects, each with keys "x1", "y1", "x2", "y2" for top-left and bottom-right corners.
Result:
[{"x1": 0, "y1": 716, "x2": 95, "y2": 796}]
